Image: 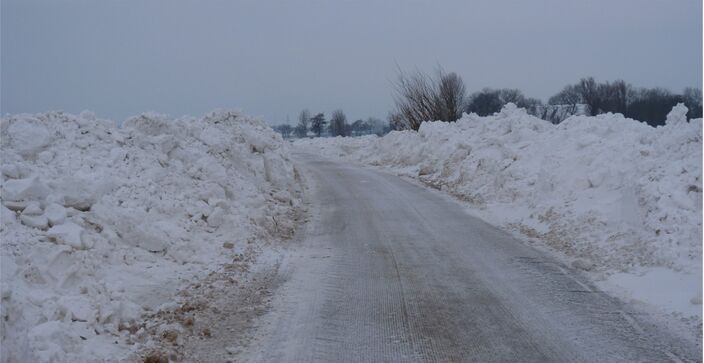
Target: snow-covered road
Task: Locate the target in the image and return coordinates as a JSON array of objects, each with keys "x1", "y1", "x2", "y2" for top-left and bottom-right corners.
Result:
[{"x1": 241, "y1": 153, "x2": 699, "y2": 362}]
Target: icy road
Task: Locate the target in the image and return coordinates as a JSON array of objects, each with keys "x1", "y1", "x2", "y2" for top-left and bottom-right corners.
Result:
[{"x1": 242, "y1": 154, "x2": 698, "y2": 362}]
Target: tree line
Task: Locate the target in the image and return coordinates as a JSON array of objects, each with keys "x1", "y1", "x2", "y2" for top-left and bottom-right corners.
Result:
[
  {"x1": 388, "y1": 69, "x2": 702, "y2": 130},
  {"x1": 273, "y1": 68, "x2": 702, "y2": 137},
  {"x1": 273, "y1": 109, "x2": 391, "y2": 139}
]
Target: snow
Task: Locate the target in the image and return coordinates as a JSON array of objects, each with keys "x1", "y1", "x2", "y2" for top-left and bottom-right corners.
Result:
[
  {"x1": 1, "y1": 110, "x2": 300, "y2": 362},
  {"x1": 295, "y1": 103, "x2": 702, "y2": 326},
  {"x1": 46, "y1": 222, "x2": 87, "y2": 249},
  {"x1": 599, "y1": 267, "x2": 702, "y2": 320},
  {"x1": 5, "y1": 117, "x2": 53, "y2": 157},
  {"x1": 3, "y1": 176, "x2": 52, "y2": 203}
]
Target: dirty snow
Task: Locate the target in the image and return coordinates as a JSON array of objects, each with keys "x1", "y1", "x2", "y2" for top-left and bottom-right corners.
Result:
[
  {"x1": 295, "y1": 103, "x2": 702, "y2": 327},
  {"x1": 1, "y1": 110, "x2": 301, "y2": 362}
]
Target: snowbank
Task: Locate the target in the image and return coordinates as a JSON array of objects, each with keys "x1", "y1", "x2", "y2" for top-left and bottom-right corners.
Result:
[
  {"x1": 1, "y1": 110, "x2": 301, "y2": 362},
  {"x1": 295, "y1": 104, "x2": 702, "y2": 323}
]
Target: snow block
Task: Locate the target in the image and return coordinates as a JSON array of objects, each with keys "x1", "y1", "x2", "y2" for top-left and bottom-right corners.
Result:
[
  {"x1": 21, "y1": 201, "x2": 43, "y2": 216},
  {"x1": 47, "y1": 222, "x2": 87, "y2": 249},
  {"x1": 57, "y1": 295, "x2": 94, "y2": 322},
  {"x1": 20, "y1": 214, "x2": 49, "y2": 230},
  {"x1": 2, "y1": 176, "x2": 51, "y2": 202},
  {"x1": 6, "y1": 117, "x2": 53, "y2": 157},
  {"x1": 54, "y1": 177, "x2": 98, "y2": 211},
  {"x1": 44, "y1": 203, "x2": 67, "y2": 226},
  {"x1": 1, "y1": 205, "x2": 17, "y2": 226}
]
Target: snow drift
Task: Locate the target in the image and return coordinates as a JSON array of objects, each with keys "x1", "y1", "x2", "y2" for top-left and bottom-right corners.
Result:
[
  {"x1": 296, "y1": 103, "x2": 702, "y2": 320},
  {"x1": 1, "y1": 110, "x2": 301, "y2": 362}
]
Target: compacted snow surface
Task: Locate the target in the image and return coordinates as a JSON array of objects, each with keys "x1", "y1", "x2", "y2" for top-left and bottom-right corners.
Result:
[
  {"x1": 296, "y1": 103, "x2": 703, "y2": 330},
  {"x1": 0, "y1": 110, "x2": 300, "y2": 362}
]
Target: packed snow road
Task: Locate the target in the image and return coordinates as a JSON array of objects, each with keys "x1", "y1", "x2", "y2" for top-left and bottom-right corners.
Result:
[{"x1": 242, "y1": 153, "x2": 698, "y2": 362}]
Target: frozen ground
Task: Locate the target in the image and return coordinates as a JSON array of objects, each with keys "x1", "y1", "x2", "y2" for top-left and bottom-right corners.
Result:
[
  {"x1": 295, "y1": 103, "x2": 703, "y2": 336},
  {"x1": 0, "y1": 110, "x2": 302, "y2": 362}
]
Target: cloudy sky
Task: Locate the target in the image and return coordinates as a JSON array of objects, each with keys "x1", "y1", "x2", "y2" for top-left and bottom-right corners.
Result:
[{"x1": 2, "y1": 0, "x2": 701, "y2": 124}]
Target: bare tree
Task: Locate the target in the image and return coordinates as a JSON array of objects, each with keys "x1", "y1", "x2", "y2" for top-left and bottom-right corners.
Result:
[
  {"x1": 465, "y1": 88, "x2": 541, "y2": 116},
  {"x1": 682, "y1": 87, "x2": 703, "y2": 119},
  {"x1": 550, "y1": 77, "x2": 703, "y2": 125},
  {"x1": 274, "y1": 124, "x2": 293, "y2": 138},
  {"x1": 388, "y1": 112, "x2": 405, "y2": 131},
  {"x1": 465, "y1": 89, "x2": 502, "y2": 116},
  {"x1": 391, "y1": 67, "x2": 467, "y2": 131},
  {"x1": 329, "y1": 109, "x2": 348, "y2": 137},
  {"x1": 546, "y1": 85, "x2": 582, "y2": 122},
  {"x1": 351, "y1": 119, "x2": 365, "y2": 136},
  {"x1": 550, "y1": 77, "x2": 632, "y2": 117},
  {"x1": 295, "y1": 109, "x2": 311, "y2": 138},
  {"x1": 310, "y1": 113, "x2": 326, "y2": 137},
  {"x1": 498, "y1": 89, "x2": 523, "y2": 105},
  {"x1": 391, "y1": 70, "x2": 436, "y2": 130},
  {"x1": 549, "y1": 85, "x2": 581, "y2": 108},
  {"x1": 607, "y1": 80, "x2": 630, "y2": 114},
  {"x1": 436, "y1": 71, "x2": 466, "y2": 122},
  {"x1": 577, "y1": 77, "x2": 601, "y2": 116},
  {"x1": 625, "y1": 87, "x2": 682, "y2": 126},
  {"x1": 367, "y1": 117, "x2": 387, "y2": 136}
]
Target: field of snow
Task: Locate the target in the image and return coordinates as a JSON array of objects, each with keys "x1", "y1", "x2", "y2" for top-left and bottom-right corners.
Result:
[
  {"x1": 295, "y1": 103, "x2": 702, "y2": 327},
  {"x1": 0, "y1": 110, "x2": 301, "y2": 362}
]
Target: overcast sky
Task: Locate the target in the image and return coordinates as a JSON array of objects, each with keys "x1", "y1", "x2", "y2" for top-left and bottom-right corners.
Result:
[{"x1": 2, "y1": 0, "x2": 701, "y2": 124}]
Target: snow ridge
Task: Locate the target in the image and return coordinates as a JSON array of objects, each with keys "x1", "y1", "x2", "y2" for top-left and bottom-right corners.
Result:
[{"x1": 1, "y1": 110, "x2": 301, "y2": 362}]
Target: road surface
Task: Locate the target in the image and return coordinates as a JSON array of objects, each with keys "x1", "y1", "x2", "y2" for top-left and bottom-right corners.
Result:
[{"x1": 242, "y1": 154, "x2": 698, "y2": 362}]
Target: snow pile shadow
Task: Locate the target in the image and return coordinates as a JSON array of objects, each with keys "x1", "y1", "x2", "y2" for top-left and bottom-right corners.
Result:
[{"x1": 1, "y1": 110, "x2": 301, "y2": 362}]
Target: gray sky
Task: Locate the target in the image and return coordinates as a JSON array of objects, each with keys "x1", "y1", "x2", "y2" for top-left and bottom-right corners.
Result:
[{"x1": 2, "y1": 0, "x2": 701, "y2": 124}]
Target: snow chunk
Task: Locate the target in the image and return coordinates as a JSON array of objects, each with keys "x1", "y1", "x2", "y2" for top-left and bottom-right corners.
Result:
[
  {"x1": 123, "y1": 113, "x2": 171, "y2": 136},
  {"x1": 2, "y1": 176, "x2": 51, "y2": 202},
  {"x1": 27, "y1": 321, "x2": 69, "y2": 362},
  {"x1": 57, "y1": 295, "x2": 94, "y2": 322},
  {"x1": 1, "y1": 205, "x2": 17, "y2": 226},
  {"x1": 1, "y1": 163, "x2": 26, "y2": 179},
  {"x1": 21, "y1": 201, "x2": 43, "y2": 216},
  {"x1": 20, "y1": 214, "x2": 49, "y2": 230},
  {"x1": 47, "y1": 222, "x2": 88, "y2": 249},
  {"x1": 207, "y1": 206, "x2": 227, "y2": 227},
  {"x1": 44, "y1": 203, "x2": 67, "y2": 226},
  {"x1": 665, "y1": 103, "x2": 689, "y2": 126},
  {"x1": 6, "y1": 117, "x2": 53, "y2": 156},
  {"x1": 54, "y1": 176, "x2": 102, "y2": 211}
]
